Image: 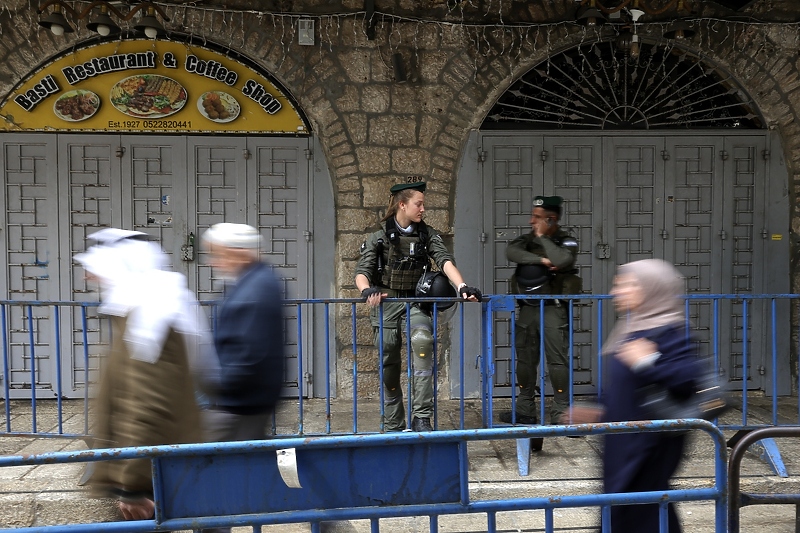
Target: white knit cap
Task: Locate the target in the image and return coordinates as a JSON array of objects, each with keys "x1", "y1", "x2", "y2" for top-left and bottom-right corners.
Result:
[{"x1": 202, "y1": 223, "x2": 262, "y2": 249}]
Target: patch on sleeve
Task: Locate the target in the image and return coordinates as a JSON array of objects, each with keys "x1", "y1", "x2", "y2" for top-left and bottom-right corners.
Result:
[
  {"x1": 429, "y1": 234, "x2": 443, "y2": 244},
  {"x1": 360, "y1": 240, "x2": 367, "y2": 254},
  {"x1": 561, "y1": 238, "x2": 578, "y2": 248}
]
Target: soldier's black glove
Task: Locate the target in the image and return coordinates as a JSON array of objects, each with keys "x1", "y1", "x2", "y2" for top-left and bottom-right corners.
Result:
[
  {"x1": 361, "y1": 287, "x2": 381, "y2": 300},
  {"x1": 459, "y1": 285, "x2": 483, "y2": 302}
]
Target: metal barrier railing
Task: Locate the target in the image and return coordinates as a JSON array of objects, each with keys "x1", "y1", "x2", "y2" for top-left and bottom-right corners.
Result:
[
  {"x1": 0, "y1": 419, "x2": 728, "y2": 533},
  {"x1": 1, "y1": 294, "x2": 798, "y2": 438},
  {"x1": 728, "y1": 426, "x2": 800, "y2": 533},
  {"x1": 483, "y1": 293, "x2": 800, "y2": 432},
  {"x1": 0, "y1": 301, "x2": 97, "y2": 438}
]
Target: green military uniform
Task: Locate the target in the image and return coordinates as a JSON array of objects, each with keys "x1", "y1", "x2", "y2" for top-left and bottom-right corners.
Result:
[
  {"x1": 355, "y1": 218, "x2": 455, "y2": 431},
  {"x1": 507, "y1": 226, "x2": 579, "y2": 424}
]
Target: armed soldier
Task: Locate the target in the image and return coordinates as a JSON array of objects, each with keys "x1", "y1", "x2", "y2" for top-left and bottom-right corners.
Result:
[
  {"x1": 355, "y1": 180, "x2": 481, "y2": 432},
  {"x1": 499, "y1": 195, "x2": 581, "y2": 425}
]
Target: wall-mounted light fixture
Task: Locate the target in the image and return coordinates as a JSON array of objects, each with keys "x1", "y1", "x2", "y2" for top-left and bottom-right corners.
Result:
[
  {"x1": 37, "y1": 0, "x2": 170, "y2": 38},
  {"x1": 131, "y1": 3, "x2": 167, "y2": 38},
  {"x1": 38, "y1": 1, "x2": 75, "y2": 35},
  {"x1": 616, "y1": 26, "x2": 633, "y2": 53},
  {"x1": 575, "y1": 0, "x2": 694, "y2": 16},
  {"x1": 628, "y1": 5, "x2": 644, "y2": 59},
  {"x1": 576, "y1": 0, "x2": 607, "y2": 27},
  {"x1": 663, "y1": 19, "x2": 696, "y2": 40},
  {"x1": 577, "y1": 0, "x2": 699, "y2": 44},
  {"x1": 85, "y1": 3, "x2": 121, "y2": 37}
]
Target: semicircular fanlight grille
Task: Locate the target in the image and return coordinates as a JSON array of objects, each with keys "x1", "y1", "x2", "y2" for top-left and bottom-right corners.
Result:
[{"x1": 482, "y1": 40, "x2": 763, "y2": 130}]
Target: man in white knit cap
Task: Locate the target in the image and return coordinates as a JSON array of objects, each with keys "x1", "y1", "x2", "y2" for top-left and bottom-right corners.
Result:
[{"x1": 200, "y1": 223, "x2": 286, "y2": 442}]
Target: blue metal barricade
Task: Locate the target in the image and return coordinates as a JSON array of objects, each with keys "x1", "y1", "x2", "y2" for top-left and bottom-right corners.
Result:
[
  {"x1": 0, "y1": 419, "x2": 728, "y2": 533},
  {"x1": 728, "y1": 425, "x2": 800, "y2": 533},
  {"x1": 482, "y1": 293, "x2": 800, "y2": 430},
  {"x1": 1, "y1": 294, "x2": 799, "y2": 439}
]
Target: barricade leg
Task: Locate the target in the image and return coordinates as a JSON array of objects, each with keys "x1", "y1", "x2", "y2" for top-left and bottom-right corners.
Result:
[{"x1": 728, "y1": 430, "x2": 788, "y2": 478}]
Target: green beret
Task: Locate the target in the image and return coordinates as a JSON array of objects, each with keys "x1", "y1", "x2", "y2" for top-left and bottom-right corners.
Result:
[
  {"x1": 533, "y1": 195, "x2": 563, "y2": 209},
  {"x1": 390, "y1": 180, "x2": 426, "y2": 194}
]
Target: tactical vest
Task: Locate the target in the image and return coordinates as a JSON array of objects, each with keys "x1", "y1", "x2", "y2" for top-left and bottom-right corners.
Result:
[
  {"x1": 550, "y1": 233, "x2": 582, "y2": 295},
  {"x1": 380, "y1": 220, "x2": 430, "y2": 291}
]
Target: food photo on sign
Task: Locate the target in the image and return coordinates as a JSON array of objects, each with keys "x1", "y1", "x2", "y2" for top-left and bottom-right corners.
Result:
[
  {"x1": 197, "y1": 91, "x2": 240, "y2": 123},
  {"x1": 0, "y1": 39, "x2": 309, "y2": 133},
  {"x1": 54, "y1": 90, "x2": 100, "y2": 122},
  {"x1": 110, "y1": 74, "x2": 187, "y2": 118}
]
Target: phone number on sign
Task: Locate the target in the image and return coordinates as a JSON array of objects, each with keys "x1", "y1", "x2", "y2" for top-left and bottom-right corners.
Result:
[{"x1": 108, "y1": 120, "x2": 192, "y2": 129}]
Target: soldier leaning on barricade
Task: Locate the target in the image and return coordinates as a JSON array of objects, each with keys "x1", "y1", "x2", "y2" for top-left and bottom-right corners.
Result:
[
  {"x1": 354, "y1": 179, "x2": 482, "y2": 432},
  {"x1": 498, "y1": 195, "x2": 581, "y2": 426}
]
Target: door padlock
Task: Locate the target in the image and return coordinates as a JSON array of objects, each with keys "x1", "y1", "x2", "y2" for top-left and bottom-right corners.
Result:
[{"x1": 181, "y1": 232, "x2": 195, "y2": 261}]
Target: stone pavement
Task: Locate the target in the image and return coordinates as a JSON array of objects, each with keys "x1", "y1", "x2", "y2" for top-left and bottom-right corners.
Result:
[{"x1": 1, "y1": 397, "x2": 799, "y2": 532}]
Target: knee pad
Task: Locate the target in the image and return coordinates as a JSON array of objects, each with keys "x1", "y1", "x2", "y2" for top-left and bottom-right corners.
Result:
[{"x1": 410, "y1": 326, "x2": 433, "y2": 357}]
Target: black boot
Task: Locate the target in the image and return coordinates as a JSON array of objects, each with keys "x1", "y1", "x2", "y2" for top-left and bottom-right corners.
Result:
[{"x1": 411, "y1": 417, "x2": 433, "y2": 431}]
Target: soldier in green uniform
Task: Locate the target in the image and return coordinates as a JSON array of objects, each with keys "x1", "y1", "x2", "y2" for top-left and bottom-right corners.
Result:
[
  {"x1": 499, "y1": 195, "x2": 581, "y2": 425},
  {"x1": 355, "y1": 180, "x2": 482, "y2": 432}
]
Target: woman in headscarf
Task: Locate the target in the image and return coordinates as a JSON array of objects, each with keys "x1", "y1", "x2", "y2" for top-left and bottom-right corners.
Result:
[
  {"x1": 565, "y1": 259, "x2": 700, "y2": 533},
  {"x1": 75, "y1": 229, "x2": 209, "y2": 523}
]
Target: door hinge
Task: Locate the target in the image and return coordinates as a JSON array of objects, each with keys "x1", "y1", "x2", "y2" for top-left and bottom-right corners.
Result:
[
  {"x1": 115, "y1": 146, "x2": 125, "y2": 158},
  {"x1": 758, "y1": 365, "x2": 766, "y2": 376},
  {"x1": 661, "y1": 149, "x2": 670, "y2": 161},
  {"x1": 762, "y1": 228, "x2": 769, "y2": 239},
  {"x1": 479, "y1": 232, "x2": 487, "y2": 243},
  {"x1": 478, "y1": 149, "x2": 487, "y2": 162},
  {"x1": 304, "y1": 149, "x2": 313, "y2": 160},
  {"x1": 719, "y1": 150, "x2": 728, "y2": 160},
  {"x1": 719, "y1": 230, "x2": 727, "y2": 240},
  {"x1": 660, "y1": 229, "x2": 669, "y2": 239},
  {"x1": 303, "y1": 230, "x2": 312, "y2": 242},
  {"x1": 762, "y1": 149, "x2": 770, "y2": 161},
  {"x1": 243, "y1": 149, "x2": 251, "y2": 160},
  {"x1": 540, "y1": 150, "x2": 548, "y2": 162}
]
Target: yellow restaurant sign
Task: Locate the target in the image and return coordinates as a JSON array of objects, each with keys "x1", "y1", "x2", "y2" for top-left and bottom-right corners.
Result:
[{"x1": 0, "y1": 40, "x2": 309, "y2": 134}]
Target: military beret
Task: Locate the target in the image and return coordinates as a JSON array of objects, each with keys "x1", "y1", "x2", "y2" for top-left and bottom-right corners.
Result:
[
  {"x1": 390, "y1": 180, "x2": 426, "y2": 194},
  {"x1": 533, "y1": 195, "x2": 563, "y2": 209}
]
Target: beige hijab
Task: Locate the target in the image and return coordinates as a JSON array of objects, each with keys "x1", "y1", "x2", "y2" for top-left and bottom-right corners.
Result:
[{"x1": 602, "y1": 259, "x2": 686, "y2": 356}]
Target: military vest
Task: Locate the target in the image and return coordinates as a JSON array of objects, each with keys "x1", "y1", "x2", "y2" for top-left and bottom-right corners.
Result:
[
  {"x1": 380, "y1": 220, "x2": 430, "y2": 291},
  {"x1": 550, "y1": 233, "x2": 582, "y2": 295},
  {"x1": 509, "y1": 231, "x2": 582, "y2": 296}
]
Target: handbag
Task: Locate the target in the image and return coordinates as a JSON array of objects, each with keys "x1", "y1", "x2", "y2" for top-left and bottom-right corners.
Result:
[{"x1": 638, "y1": 371, "x2": 733, "y2": 421}]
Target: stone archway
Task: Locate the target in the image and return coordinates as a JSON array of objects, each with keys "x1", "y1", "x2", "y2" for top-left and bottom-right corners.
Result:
[
  {"x1": 454, "y1": 36, "x2": 792, "y2": 397},
  {"x1": 482, "y1": 39, "x2": 765, "y2": 130}
]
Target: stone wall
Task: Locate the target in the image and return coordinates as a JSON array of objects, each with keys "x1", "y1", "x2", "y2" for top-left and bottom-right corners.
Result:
[{"x1": 1, "y1": 0, "x2": 799, "y2": 396}]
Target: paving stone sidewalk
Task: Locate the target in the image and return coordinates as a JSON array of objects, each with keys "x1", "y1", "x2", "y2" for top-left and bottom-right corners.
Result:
[{"x1": 1, "y1": 397, "x2": 799, "y2": 531}]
